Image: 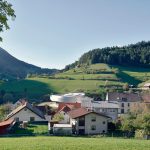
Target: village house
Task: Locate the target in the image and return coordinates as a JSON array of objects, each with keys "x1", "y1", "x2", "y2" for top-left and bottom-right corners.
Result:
[
  {"x1": 106, "y1": 92, "x2": 141, "y2": 114},
  {"x1": 49, "y1": 107, "x2": 110, "y2": 135},
  {"x1": 68, "y1": 108, "x2": 111, "y2": 135},
  {"x1": 53, "y1": 102, "x2": 81, "y2": 124},
  {"x1": 6, "y1": 102, "x2": 46, "y2": 122}
]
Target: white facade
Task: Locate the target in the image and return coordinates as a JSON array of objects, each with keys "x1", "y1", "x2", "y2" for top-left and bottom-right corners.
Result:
[
  {"x1": 73, "y1": 113, "x2": 109, "y2": 135},
  {"x1": 58, "y1": 111, "x2": 70, "y2": 124},
  {"x1": 8, "y1": 108, "x2": 45, "y2": 122}
]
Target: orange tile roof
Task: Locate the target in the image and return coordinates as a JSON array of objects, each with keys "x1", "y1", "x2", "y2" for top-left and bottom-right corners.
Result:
[
  {"x1": 68, "y1": 107, "x2": 110, "y2": 119},
  {"x1": 57, "y1": 102, "x2": 81, "y2": 112},
  {"x1": 0, "y1": 119, "x2": 14, "y2": 127}
]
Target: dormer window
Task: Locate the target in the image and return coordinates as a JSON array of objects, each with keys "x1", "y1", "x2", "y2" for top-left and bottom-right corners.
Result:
[{"x1": 122, "y1": 98, "x2": 127, "y2": 102}]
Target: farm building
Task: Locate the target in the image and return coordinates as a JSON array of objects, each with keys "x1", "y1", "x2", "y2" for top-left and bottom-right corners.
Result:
[{"x1": 50, "y1": 93, "x2": 92, "y2": 103}]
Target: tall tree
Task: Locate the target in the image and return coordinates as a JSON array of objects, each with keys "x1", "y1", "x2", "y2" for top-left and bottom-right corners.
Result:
[{"x1": 0, "y1": 0, "x2": 15, "y2": 41}]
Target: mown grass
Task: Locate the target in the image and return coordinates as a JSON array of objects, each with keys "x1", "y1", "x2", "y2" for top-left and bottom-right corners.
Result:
[
  {"x1": 0, "y1": 136, "x2": 149, "y2": 150},
  {"x1": 0, "y1": 77, "x2": 123, "y2": 97}
]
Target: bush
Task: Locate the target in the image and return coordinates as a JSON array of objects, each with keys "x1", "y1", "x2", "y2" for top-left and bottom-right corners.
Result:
[{"x1": 135, "y1": 130, "x2": 144, "y2": 139}]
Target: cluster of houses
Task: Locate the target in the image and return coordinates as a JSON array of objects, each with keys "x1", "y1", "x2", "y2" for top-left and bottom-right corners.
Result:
[{"x1": 0, "y1": 92, "x2": 149, "y2": 135}]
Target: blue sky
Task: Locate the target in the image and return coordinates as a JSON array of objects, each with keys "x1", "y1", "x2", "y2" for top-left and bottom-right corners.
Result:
[{"x1": 0, "y1": 0, "x2": 150, "y2": 69}]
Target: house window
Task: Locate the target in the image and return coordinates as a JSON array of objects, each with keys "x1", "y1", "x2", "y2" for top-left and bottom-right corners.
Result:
[
  {"x1": 30, "y1": 117, "x2": 35, "y2": 122},
  {"x1": 15, "y1": 117, "x2": 19, "y2": 122},
  {"x1": 103, "y1": 121, "x2": 106, "y2": 125},
  {"x1": 91, "y1": 125, "x2": 96, "y2": 131},
  {"x1": 128, "y1": 103, "x2": 130, "y2": 107},
  {"x1": 91, "y1": 116, "x2": 96, "y2": 122},
  {"x1": 121, "y1": 109, "x2": 124, "y2": 114},
  {"x1": 121, "y1": 103, "x2": 124, "y2": 107},
  {"x1": 122, "y1": 98, "x2": 127, "y2": 102},
  {"x1": 79, "y1": 116, "x2": 85, "y2": 126}
]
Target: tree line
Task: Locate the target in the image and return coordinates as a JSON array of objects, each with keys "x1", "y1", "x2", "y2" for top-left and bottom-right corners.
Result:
[{"x1": 65, "y1": 41, "x2": 150, "y2": 70}]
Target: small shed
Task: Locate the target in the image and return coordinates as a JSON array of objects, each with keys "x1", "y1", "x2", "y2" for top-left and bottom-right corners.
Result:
[{"x1": 53, "y1": 124, "x2": 72, "y2": 135}]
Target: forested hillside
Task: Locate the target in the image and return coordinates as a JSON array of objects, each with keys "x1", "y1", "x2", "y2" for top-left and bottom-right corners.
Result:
[
  {"x1": 0, "y1": 47, "x2": 58, "y2": 79},
  {"x1": 65, "y1": 41, "x2": 150, "y2": 70}
]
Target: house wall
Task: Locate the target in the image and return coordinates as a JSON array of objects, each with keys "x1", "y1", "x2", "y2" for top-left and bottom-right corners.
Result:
[
  {"x1": 8, "y1": 108, "x2": 45, "y2": 122},
  {"x1": 94, "y1": 108, "x2": 118, "y2": 121},
  {"x1": 84, "y1": 113, "x2": 108, "y2": 134},
  {"x1": 117, "y1": 102, "x2": 135, "y2": 114},
  {"x1": 74, "y1": 113, "x2": 108, "y2": 135},
  {"x1": 45, "y1": 115, "x2": 51, "y2": 122},
  {"x1": 108, "y1": 101, "x2": 137, "y2": 114},
  {"x1": 58, "y1": 111, "x2": 70, "y2": 124}
]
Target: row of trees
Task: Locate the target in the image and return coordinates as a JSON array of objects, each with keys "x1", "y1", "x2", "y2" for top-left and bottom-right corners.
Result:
[
  {"x1": 65, "y1": 41, "x2": 150, "y2": 70},
  {"x1": 120, "y1": 103, "x2": 150, "y2": 139}
]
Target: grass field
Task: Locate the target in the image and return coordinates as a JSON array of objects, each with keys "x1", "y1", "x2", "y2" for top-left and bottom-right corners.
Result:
[
  {"x1": 14, "y1": 124, "x2": 48, "y2": 135},
  {"x1": 0, "y1": 63, "x2": 150, "y2": 100},
  {"x1": 0, "y1": 136, "x2": 149, "y2": 150}
]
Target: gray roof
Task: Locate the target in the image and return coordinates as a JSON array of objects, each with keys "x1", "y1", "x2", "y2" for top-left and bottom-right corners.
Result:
[
  {"x1": 7, "y1": 102, "x2": 45, "y2": 120},
  {"x1": 82, "y1": 101, "x2": 119, "y2": 109}
]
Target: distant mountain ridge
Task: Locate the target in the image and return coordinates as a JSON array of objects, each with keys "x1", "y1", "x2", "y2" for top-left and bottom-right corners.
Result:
[
  {"x1": 0, "y1": 47, "x2": 58, "y2": 79},
  {"x1": 65, "y1": 41, "x2": 150, "y2": 70}
]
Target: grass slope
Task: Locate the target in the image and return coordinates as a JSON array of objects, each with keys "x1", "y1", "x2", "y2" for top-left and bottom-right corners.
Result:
[
  {"x1": 0, "y1": 63, "x2": 150, "y2": 100},
  {"x1": 0, "y1": 137, "x2": 149, "y2": 150}
]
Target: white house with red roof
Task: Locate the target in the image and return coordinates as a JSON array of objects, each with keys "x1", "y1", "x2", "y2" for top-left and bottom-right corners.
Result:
[
  {"x1": 68, "y1": 108, "x2": 111, "y2": 135},
  {"x1": 53, "y1": 102, "x2": 81, "y2": 124},
  {"x1": 50, "y1": 107, "x2": 111, "y2": 135}
]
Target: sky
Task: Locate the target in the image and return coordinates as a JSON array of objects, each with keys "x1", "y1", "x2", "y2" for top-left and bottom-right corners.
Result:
[{"x1": 0, "y1": 0, "x2": 150, "y2": 69}]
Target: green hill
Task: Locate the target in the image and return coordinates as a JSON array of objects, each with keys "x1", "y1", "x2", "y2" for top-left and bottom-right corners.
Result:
[
  {"x1": 0, "y1": 47, "x2": 58, "y2": 80},
  {"x1": 0, "y1": 63, "x2": 150, "y2": 102}
]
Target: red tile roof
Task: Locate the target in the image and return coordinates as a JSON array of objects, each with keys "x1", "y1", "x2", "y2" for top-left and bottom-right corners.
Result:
[
  {"x1": 0, "y1": 119, "x2": 14, "y2": 127},
  {"x1": 57, "y1": 102, "x2": 81, "y2": 112},
  {"x1": 68, "y1": 107, "x2": 110, "y2": 119}
]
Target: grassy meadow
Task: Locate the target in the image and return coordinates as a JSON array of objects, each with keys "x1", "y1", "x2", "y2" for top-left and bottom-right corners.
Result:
[
  {"x1": 0, "y1": 136, "x2": 149, "y2": 150},
  {"x1": 0, "y1": 63, "x2": 150, "y2": 100}
]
